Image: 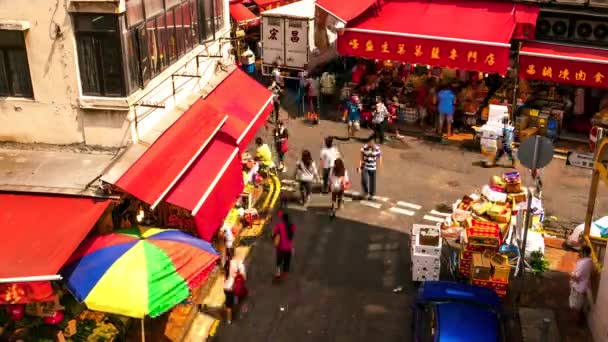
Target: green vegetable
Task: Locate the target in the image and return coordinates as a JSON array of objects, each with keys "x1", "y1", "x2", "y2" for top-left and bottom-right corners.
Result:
[{"x1": 530, "y1": 250, "x2": 550, "y2": 275}]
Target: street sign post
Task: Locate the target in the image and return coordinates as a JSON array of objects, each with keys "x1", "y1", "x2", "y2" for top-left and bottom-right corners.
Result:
[
  {"x1": 515, "y1": 136, "x2": 554, "y2": 282},
  {"x1": 566, "y1": 151, "x2": 594, "y2": 169}
]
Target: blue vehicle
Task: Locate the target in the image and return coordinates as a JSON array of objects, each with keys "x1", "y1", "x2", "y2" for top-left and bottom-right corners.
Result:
[{"x1": 412, "y1": 281, "x2": 505, "y2": 342}]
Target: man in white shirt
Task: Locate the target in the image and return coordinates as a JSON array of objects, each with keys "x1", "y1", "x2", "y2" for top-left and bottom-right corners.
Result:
[{"x1": 320, "y1": 136, "x2": 339, "y2": 193}]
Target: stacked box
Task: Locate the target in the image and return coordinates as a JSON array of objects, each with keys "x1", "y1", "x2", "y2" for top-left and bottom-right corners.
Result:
[{"x1": 412, "y1": 225, "x2": 441, "y2": 282}]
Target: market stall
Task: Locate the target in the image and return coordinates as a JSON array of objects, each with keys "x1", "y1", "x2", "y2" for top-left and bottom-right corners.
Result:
[
  {"x1": 331, "y1": 0, "x2": 538, "y2": 132},
  {"x1": 516, "y1": 42, "x2": 608, "y2": 143},
  {"x1": 412, "y1": 170, "x2": 549, "y2": 299}
]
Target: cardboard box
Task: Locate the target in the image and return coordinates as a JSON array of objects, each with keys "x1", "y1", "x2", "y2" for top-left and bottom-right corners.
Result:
[
  {"x1": 471, "y1": 252, "x2": 492, "y2": 280},
  {"x1": 505, "y1": 182, "x2": 522, "y2": 193},
  {"x1": 489, "y1": 253, "x2": 511, "y2": 281},
  {"x1": 494, "y1": 210, "x2": 512, "y2": 224},
  {"x1": 471, "y1": 219, "x2": 499, "y2": 231},
  {"x1": 502, "y1": 171, "x2": 521, "y2": 184},
  {"x1": 519, "y1": 127, "x2": 538, "y2": 140},
  {"x1": 508, "y1": 191, "x2": 527, "y2": 204},
  {"x1": 472, "y1": 278, "x2": 509, "y2": 292},
  {"x1": 466, "y1": 227, "x2": 501, "y2": 248}
]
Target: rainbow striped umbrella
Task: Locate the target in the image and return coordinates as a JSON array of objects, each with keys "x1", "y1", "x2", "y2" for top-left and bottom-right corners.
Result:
[{"x1": 61, "y1": 227, "x2": 219, "y2": 318}]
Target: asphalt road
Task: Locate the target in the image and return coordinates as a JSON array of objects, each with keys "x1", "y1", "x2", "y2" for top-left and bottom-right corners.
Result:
[{"x1": 212, "y1": 115, "x2": 604, "y2": 342}]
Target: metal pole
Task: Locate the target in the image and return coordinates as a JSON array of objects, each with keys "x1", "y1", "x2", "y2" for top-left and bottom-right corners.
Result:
[
  {"x1": 540, "y1": 318, "x2": 551, "y2": 342},
  {"x1": 584, "y1": 128, "x2": 604, "y2": 236},
  {"x1": 511, "y1": 42, "x2": 523, "y2": 122},
  {"x1": 519, "y1": 136, "x2": 540, "y2": 277}
]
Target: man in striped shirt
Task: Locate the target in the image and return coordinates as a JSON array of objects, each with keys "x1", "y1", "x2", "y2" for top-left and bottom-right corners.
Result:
[{"x1": 358, "y1": 140, "x2": 382, "y2": 200}]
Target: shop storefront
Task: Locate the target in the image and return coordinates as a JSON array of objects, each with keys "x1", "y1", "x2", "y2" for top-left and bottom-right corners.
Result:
[
  {"x1": 325, "y1": 0, "x2": 538, "y2": 130},
  {"x1": 0, "y1": 193, "x2": 112, "y2": 341},
  {"x1": 516, "y1": 42, "x2": 608, "y2": 144}
]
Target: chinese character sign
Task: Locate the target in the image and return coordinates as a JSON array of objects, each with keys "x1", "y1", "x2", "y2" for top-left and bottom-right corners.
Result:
[
  {"x1": 519, "y1": 54, "x2": 608, "y2": 89},
  {"x1": 337, "y1": 31, "x2": 510, "y2": 74}
]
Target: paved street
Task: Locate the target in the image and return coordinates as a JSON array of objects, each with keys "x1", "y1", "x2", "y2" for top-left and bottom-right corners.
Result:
[{"x1": 213, "y1": 113, "x2": 604, "y2": 342}]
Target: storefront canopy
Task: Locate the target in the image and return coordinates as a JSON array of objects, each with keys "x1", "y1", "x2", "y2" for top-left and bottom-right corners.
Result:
[
  {"x1": 115, "y1": 103, "x2": 228, "y2": 208},
  {"x1": 230, "y1": 3, "x2": 260, "y2": 27},
  {"x1": 211, "y1": 69, "x2": 274, "y2": 151},
  {"x1": 0, "y1": 193, "x2": 109, "y2": 279},
  {"x1": 519, "y1": 42, "x2": 608, "y2": 89},
  {"x1": 254, "y1": 0, "x2": 294, "y2": 12},
  {"x1": 165, "y1": 134, "x2": 244, "y2": 241},
  {"x1": 337, "y1": 0, "x2": 539, "y2": 75},
  {"x1": 316, "y1": 0, "x2": 376, "y2": 23}
]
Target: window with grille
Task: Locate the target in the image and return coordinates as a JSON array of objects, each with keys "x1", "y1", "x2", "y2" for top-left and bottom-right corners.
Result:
[{"x1": 0, "y1": 30, "x2": 33, "y2": 98}]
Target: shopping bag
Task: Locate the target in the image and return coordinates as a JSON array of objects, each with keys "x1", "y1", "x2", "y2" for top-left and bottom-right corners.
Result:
[{"x1": 233, "y1": 273, "x2": 248, "y2": 300}]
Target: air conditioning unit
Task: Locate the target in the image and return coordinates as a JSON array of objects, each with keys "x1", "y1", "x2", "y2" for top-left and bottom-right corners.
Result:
[
  {"x1": 573, "y1": 20, "x2": 608, "y2": 43},
  {"x1": 555, "y1": 0, "x2": 588, "y2": 4},
  {"x1": 536, "y1": 16, "x2": 571, "y2": 41},
  {"x1": 589, "y1": 0, "x2": 608, "y2": 8}
]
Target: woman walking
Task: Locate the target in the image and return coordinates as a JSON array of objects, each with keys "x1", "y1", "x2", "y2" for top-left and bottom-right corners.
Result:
[
  {"x1": 329, "y1": 158, "x2": 349, "y2": 218},
  {"x1": 272, "y1": 212, "x2": 296, "y2": 280},
  {"x1": 223, "y1": 257, "x2": 246, "y2": 324},
  {"x1": 295, "y1": 150, "x2": 319, "y2": 205}
]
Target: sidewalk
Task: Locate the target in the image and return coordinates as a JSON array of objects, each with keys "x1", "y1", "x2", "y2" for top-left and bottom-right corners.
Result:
[
  {"x1": 506, "y1": 246, "x2": 594, "y2": 342},
  {"x1": 182, "y1": 175, "x2": 282, "y2": 341}
]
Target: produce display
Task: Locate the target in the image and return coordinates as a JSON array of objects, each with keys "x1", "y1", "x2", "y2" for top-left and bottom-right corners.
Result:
[{"x1": 438, "y1": 170, "x2": 545, "y2": 298}]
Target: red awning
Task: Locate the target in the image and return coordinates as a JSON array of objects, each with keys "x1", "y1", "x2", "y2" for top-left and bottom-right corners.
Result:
[
  {"x1": 254, "y1": 0, "x2": 293, "y2": 11},
  {"x1": 115, "y1": 102, "x2": 228, "y2": 207},
  {"x1": 207, "y1": 68, "x2": 274, "y2": 150},
  {"x1": 230, "y1": 3, "x2": 260, "y2": 27},
  {"x1": 519, "y1": 42, "x2": 608, "y2": 89},
  {"x1": 338, "y1": 0, "x2": 537, "y2": 74},
  {"x1": 0, "y1": 193, "x2": 109, "y2": 278},
  {"x1": 513, "y1": 4, "x2": 540, "y2": 40},
  {"x1": 165, "y1": 135, "x2": 243, "y2": 240},
  {"x1": 316, "y1": 0, "x2": 376, "y2": 23}
]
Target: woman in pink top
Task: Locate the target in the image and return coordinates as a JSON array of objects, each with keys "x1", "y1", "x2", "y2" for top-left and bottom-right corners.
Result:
[
  {"x1": 569, "y1": 245, "x2": 593, "y2": 324},
  {"x1": 272, "y1": 212, "x2": 296, "y2": 280}
]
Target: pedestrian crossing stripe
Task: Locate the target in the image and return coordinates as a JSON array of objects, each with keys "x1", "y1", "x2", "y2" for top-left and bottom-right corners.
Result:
[
  {"x1": 281, "y1": 179, "x2": 297, "y2": 185},
  {"x1": 396, "y1": 201, "x2": 422, "y2": 210},
  {"x1": 372, "y1": 196, "x2": 390, "y2": 202},
  {"x1": 389, "y1": 207, "x2": 415, "y2": 216},
  {"x1": 423, "y1": 215, "x2": 445, "y2": 223},
  {"x1": 429, "y1": 210, "x2": 451, "y2": 217},
  {"x1": 360, "y1": 200, "x2": 382, "y2": 209}
]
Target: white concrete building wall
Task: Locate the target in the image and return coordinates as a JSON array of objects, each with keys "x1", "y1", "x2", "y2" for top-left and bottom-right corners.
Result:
[
  {"x1": 0, "y1": 0, "x2": 84, "y2": 145},
  {"x1": 0, "y1": 0, "x2": 231, "y2": 148}
]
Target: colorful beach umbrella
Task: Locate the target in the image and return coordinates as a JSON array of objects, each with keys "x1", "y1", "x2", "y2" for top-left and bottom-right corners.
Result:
[{"x1": 61, "y1": 227, "x2": 219, "y2": 318}]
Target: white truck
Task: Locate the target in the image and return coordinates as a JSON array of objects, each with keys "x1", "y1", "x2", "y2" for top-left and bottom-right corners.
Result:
[{"x1": 260, "y1": 0, "x2": 333, "y2": 78}]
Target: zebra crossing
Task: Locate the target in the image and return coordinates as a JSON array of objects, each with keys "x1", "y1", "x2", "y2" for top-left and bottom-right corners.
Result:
[{"x1": 279, "y1": 179, "x2": 453, "y2": 222}]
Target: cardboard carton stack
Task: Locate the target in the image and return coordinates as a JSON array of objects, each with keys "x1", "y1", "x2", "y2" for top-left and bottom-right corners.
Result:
[
  {"x1": 448, "y1": 171, "x2": 526, "y2": 298},
  {"x1": 411, "y1": 225, "x2": 442, "y2": 282}
]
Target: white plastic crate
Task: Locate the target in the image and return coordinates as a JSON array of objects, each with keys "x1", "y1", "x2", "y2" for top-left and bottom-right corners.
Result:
[
  {"x1": 412, "y1": 265, "x2": 440, "y2": 282},
  {"x1": 413, "y1": 227, "x2": 442, "y2": 257},
  {"x1": 412, "y1": 250, "x2": 440, "y2": 267}
]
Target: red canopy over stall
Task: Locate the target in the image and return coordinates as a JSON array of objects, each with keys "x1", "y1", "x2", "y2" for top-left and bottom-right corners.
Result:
[
  {"x1": 337, "y1": 0, "x2": 539, "y2": 75},
  {"x1": 519, "y1": 42, "x2": 608, "y2": 89}
]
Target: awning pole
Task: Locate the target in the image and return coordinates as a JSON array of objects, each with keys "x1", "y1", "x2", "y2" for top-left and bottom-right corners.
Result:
[
  {"x1": 0, "y1": 275, "x2": 62, "y2": 284},
  {"x1": 141, "y1": 318, "x2": 146, "y2": 342},
  {"x1": 511, "y1": 41, "x2": 523, "y2": 122}
]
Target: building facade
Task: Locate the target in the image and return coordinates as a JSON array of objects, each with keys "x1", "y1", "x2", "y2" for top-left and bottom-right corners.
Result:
[{"x1": 0, "y1": 0, "x2": 232, "y2": 147}]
